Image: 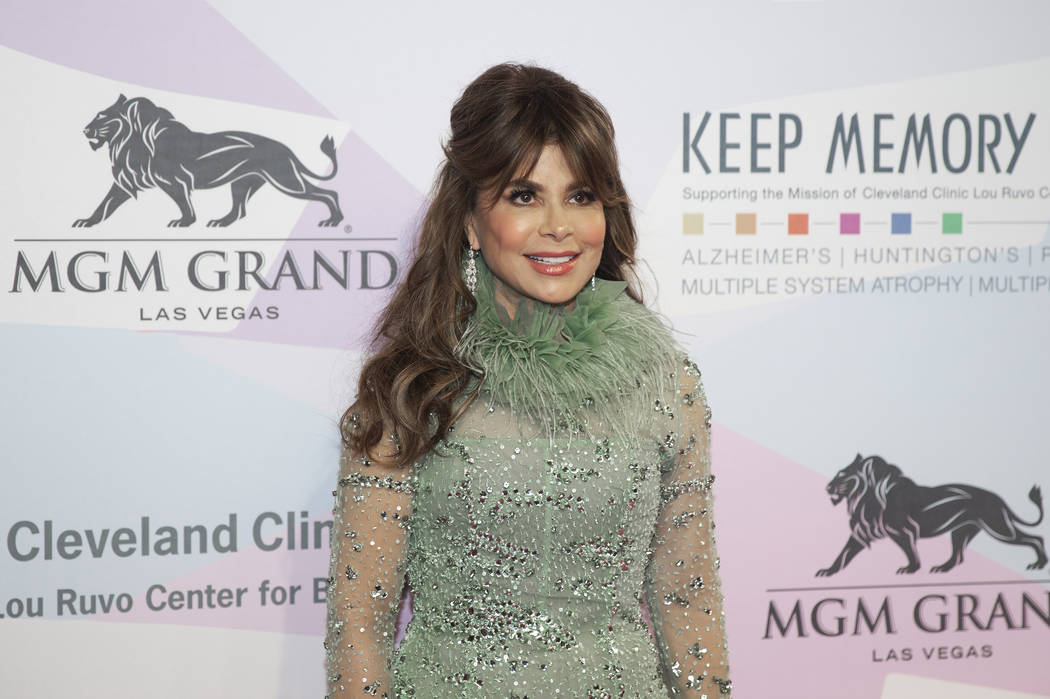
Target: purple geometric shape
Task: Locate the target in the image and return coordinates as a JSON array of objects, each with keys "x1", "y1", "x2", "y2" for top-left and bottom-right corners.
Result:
[
  {"x1": 839, "y1": 212, "x2": 860, "y2": 235},
  {"x1": 0, "y1": 0, "x2": 328, "y2": 117},
  {"x1": 1, "y1": 0, "x2": 432, "y2": 352},
  {"x1": 170, "y1": 131, "x2": 423, "y2": 351}
]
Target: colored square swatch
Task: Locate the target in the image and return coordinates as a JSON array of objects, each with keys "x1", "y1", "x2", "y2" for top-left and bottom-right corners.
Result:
[
  {"x1": 787, "y1": 213, "x2": 809, "y2": 235},
  {"x1": 839, "y1": 213, "x2": 860, "y2": 235},
  {"x1": 942, "y1": 212, "x2": 962, "y2": 234},
  {"x1": 891, "y1": 213, "x2": 911, "y2": 235},
  {"x1": 682, "y1": 213, "x2": 704, "y2": 235},
  {"x1": 735, "y1": 212, "x2": 756, "y2": 235}
]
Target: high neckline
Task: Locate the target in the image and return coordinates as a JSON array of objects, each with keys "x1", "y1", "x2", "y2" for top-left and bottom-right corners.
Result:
[
  {"x1": 473, "y1": 253, "x2": 629, "y2": 341},
  {"x1": 455, "y1": 256, "x2": 681, "y2": 439}
]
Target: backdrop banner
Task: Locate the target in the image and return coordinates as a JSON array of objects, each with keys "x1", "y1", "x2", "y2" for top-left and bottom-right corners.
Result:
[{"x1": 2, "y1": 2, "x2": 1049, "y2": 697}]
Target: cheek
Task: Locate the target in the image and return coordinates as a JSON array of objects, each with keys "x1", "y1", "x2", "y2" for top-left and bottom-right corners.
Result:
[
  {"x1": 482, "y1": 209, "x2": 534, "y2": 250},
  {"x1": 579, "y1": 210, "x2": 606, "y2": 249}
]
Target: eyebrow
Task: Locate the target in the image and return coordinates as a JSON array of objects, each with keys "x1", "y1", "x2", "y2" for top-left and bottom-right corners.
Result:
[{"x1": 505, "y1": 177, "x2": 590, "y2": 192}]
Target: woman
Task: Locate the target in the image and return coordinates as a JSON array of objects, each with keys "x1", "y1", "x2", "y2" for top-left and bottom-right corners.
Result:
[{"x1": 325, "y1": 63, "x2": 731, "y2": 698}]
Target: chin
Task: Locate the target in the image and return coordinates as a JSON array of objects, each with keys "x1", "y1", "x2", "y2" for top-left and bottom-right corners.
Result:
[
  {"x1": 529, "y1": 280, "x2": 589, "y2": 305},
  {"x1": 490, "y1": 262, "x2": 597, "y2": 310}
]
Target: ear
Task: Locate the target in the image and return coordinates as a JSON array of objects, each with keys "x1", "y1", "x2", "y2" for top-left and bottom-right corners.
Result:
[{"x1": 465, "y1": 214, "x2": 480, "y2": 251}]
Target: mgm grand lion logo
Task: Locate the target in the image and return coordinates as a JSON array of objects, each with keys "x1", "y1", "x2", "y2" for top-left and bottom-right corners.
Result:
[
  {"x1": 817, "y1": 454, "x2": 1047, "y2": 576},
  {"x1": 74, "y1": 94, "x2": 343, "y2": 228}
]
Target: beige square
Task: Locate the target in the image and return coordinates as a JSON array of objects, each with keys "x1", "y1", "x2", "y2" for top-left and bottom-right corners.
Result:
[{"x1": 682, "y1": 213, "x2": 704, "y2": 235}]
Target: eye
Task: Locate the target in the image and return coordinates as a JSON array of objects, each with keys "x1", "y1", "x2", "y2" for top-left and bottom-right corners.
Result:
[
  {"x1": 508, "y1": 188, "x2": 535, "y2": 205},
  {"x1": 570, "y1": 190, "x2": 598, "y2": 205}
]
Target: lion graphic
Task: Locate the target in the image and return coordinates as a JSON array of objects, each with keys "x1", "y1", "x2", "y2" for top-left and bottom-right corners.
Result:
[
  {"x1": 74, "y1": 94, "x2": 343, "y2": 228},
  {"x1": 816, "y1": 454, "x2": 1046, "y2": 576}
]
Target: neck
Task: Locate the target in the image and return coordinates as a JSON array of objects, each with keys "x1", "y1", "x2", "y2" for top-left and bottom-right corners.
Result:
[
  {"x1": 454, "y1": 256, "x2": 680, "y2": 442},
  {"x1": 489, "y1": 274, "x2": 579, "y2": 320}
]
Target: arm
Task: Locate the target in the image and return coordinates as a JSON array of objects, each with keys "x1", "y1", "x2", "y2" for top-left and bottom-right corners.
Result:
[
  {"x1": 644, "y1": 357, "x2": 732, "y2": 697},
  {"x1": 324, "y1": 436, "x2": 415, "y2": 699}
]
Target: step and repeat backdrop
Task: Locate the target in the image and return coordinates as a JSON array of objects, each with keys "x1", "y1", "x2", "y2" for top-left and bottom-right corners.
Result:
[{"x1": 2, "y1": 2, "x2": 1049, "y2": 697}]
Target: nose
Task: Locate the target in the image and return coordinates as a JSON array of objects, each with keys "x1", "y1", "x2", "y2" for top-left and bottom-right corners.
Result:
[{"x1": 538, "y1": 203, "x2": 571, "y2": 240}]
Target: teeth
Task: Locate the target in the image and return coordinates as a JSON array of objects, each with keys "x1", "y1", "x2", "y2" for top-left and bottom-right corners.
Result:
[{"x1": 526, "y1": 254, "x2": 575, "y2": 264}]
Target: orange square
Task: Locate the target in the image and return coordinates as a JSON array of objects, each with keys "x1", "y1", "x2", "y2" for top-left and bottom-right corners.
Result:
[
  {"x1": 788, "y1": 213, "x2": 809, "y2": 235},
  {"x1": 735, "y1": 213, "x2": 756, "y2": 235}
]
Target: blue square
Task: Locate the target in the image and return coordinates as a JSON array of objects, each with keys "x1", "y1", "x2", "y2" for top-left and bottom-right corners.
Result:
[{"x1": 891, "y1": 213, "x2": 911, "y2": 235}]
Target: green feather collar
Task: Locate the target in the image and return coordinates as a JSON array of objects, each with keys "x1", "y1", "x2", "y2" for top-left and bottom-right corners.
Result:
[{"x1": 455, "y1": 256, "x2": 681, "y2": 439}]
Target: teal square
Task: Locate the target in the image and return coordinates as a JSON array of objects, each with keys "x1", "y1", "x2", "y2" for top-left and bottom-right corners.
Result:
[{"x1": 942, "y1": 213, "x2": 962, "y2": 234}]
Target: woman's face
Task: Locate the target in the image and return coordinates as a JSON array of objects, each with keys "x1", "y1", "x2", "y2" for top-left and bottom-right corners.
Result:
[{"x1": 467, "y1": 144, "x2": 605, "y2": 316}]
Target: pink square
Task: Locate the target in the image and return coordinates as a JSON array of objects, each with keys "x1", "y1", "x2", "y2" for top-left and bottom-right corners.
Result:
[{"x1": 840, "y1": 213, "x2": 860, "y2": 235}]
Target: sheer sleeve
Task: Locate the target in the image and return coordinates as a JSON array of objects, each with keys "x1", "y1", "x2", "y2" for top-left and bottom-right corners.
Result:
[
  {"x1": 324, "y1": 435, "x2": 415, "y2": 699},
  {"x1": 644, "y1": 357, "x2": 732, "y2": 697}
]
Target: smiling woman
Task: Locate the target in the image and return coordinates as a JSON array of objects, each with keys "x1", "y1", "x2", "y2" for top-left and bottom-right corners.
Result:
[
  {"x1": 325, "y1": 63, "x2": 732, "y2": 698},
  {"x1": 467, "y1": 144, "x2": 606, "y2": 313}
]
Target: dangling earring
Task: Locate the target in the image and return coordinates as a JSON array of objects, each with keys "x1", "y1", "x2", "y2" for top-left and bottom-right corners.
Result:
[
  {"x1": 465, "y1": 248, "x2": 478, "y2": 294},
  {"x1": 590, "y1": 275, "x2": 596, "y2": 291}
]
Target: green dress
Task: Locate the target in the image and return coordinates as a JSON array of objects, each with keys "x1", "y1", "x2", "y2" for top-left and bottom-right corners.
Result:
[{"x1": 325, "y1": 258, "x2": 731, "y2": 698}]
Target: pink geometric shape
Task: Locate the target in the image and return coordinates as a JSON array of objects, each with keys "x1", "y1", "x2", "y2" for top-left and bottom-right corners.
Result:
[
  {"x1": 840, "y1": 212, "x2": 861, "y2": 234},
  {"x1": 0, "y1": 0, "x2": 328, "y2": 116},
  {"x1": 712, "y1": 425, "x2": 1050, "y2": 699}
]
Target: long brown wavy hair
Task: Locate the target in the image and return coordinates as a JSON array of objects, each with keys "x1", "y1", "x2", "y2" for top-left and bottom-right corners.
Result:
[{"x1": 341, "y1": 62, "x2": 641, "y2": 467}]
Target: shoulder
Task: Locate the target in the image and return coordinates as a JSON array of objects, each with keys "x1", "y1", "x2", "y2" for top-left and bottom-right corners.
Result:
[
  {"x1": 675, "y1": 354, "x2": 712, "y2": 433},
  {"x1": 605, "y1": 295, "x2": 712, "y2": 417},
  {"x1": 678, "y1": 354, "x2": 708, "y2": 401},
  {"x1": 604, "y1": 290, "x2": 682, "y2": 360},
  {"x1": 338, "y1": 422, "x2": 418, "y2": 486}
]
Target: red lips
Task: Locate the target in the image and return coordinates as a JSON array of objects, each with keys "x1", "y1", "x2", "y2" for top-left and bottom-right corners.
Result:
[{"x1": 524, "y1": 252, "x2": 580, "y2": 276}]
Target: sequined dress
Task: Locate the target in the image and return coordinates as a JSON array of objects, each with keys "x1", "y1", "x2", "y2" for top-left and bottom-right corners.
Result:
[{"x1": 325, "y1": 259, "x2": 731, "y2": 698}]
